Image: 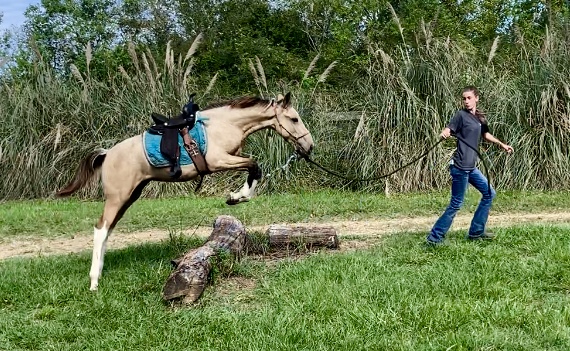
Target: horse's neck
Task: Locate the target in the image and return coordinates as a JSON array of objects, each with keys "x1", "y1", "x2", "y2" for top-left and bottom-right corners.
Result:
[{"x1": 204, "y1": 106, "x2": 274, "y2": 137}]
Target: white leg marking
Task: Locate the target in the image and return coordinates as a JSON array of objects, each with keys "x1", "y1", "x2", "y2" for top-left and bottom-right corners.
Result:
[
  {"x1": 230, "y1": 179, "x2": 258, "y2": 202},
  {"x1": 90, "y1": 222, "x2": 109, "y2": 291},
  {"x1": 247, "y1": 179, "x2": 258, "y2": 198}
]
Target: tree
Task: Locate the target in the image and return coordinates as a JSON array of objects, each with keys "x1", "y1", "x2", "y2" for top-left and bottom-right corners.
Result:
[{"x1": 176, "y1": 0, "x2": 313, "y2": 89}]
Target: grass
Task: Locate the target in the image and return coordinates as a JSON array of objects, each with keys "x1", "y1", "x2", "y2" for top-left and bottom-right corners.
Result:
[
  {"x1": 1, "y1": 224, "x2": 570, "y2": 350},
  {"x1": 0, "y1": 189, "x2": 569, "y2": 240}
]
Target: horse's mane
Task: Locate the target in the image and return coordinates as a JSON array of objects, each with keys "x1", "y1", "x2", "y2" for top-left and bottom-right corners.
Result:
[{"x1": 203, "y1": 96, "x2": 271, "y2": 110}]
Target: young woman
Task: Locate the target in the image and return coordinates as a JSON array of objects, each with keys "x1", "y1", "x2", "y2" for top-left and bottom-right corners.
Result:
[{"x1": 427, "y1": 86, "x2": 514, "y2": 245}]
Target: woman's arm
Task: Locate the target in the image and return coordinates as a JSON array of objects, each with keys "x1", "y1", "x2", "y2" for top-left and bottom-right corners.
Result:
[{"x1": 483, "y1": 133, "x2": 514, "y2": 153}]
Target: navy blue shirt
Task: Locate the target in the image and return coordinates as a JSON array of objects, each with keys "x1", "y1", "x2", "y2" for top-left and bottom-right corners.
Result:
[{"x1": 448, "y1": 109, "x2": 489, "y2": 171}]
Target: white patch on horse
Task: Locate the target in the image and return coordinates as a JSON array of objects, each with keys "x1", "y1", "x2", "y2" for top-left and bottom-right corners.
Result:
[
  {"x1": 229, "y1": 179, "x2": 258, "y2": 203},
  {"x1": 90, "y1": 221, "x2": 110, "y2": 291}
]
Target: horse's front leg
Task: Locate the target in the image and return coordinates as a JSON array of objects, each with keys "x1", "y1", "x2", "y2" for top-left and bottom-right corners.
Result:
[
  {"x1": 209, "y1": 154, "x2": 262, "y2": 205},
  {"x1": 226, "y1": 161, "x2": 262, "y2": 205}
]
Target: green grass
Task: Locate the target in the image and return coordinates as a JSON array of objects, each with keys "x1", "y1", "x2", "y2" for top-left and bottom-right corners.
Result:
[
  {"x1": 1, "y1": 224, "x2": 570, "y2": 350},
  {"x1": 0, "y1": 189, "x2": 568, "y2": 240}
]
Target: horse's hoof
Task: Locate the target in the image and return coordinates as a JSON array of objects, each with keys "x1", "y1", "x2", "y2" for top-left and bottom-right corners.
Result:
[
  {"x1": 226, "y1": 196, "x2": 249, "y2": 205},
  {"x1": 226, "y1": 197, "x2": 239, "y2": 205}
]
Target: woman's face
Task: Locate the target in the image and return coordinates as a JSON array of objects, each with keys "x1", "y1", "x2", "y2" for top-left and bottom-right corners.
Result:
[{"x1": 462, "y1": 90, "x2": 479, "y2": 112}]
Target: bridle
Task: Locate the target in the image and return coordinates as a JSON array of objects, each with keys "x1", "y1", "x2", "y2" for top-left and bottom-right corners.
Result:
[{"x1": 269, "y1": 103, "x2": 311, "y2": 146}]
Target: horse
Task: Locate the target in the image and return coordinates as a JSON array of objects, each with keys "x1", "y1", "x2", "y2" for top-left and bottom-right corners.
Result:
[{"x1": 56, "y1": 92, "x2": 314, "y2": 290}]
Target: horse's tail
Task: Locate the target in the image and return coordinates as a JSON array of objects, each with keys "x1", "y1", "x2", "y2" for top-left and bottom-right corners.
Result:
[{"x1": 55, "y1": 149, "x2": 107, "y2": 197}]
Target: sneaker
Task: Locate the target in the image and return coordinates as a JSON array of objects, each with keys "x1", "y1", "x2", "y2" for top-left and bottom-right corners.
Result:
[{"x1": 468, "y1": 232, "x2": 495, "y2": 241}]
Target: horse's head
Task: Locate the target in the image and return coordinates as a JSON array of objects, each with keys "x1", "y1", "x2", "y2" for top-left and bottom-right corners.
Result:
[{"x1": 272, "y1": 93, "x2": 314, "y2": 158}]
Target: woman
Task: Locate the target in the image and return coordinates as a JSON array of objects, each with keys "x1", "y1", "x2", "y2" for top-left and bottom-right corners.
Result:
[{"x1": 427, "y1": 86, "x2": 513, "y2": 245}]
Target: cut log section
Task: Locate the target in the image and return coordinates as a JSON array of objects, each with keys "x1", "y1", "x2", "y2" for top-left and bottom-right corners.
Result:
[
  {"x1": 163, "y1": 218, "x2": 340, "y2": 304},
  {"x1": 266, "y1": 225, "x2": 339, "y2": 249},
  {"x1": 163, "y1": 215, "x2": 246, "y2": 303}
]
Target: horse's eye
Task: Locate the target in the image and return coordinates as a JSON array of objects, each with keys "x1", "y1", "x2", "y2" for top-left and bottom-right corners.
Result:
[{"x1": 291, "y1": 118, "x2": 299, "y2": 123}]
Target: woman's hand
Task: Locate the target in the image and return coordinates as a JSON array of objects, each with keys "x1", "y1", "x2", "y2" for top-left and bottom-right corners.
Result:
[
  {"x1": 499, "y1": 143, "x2": 514, "y2": 154},
  {"x1": 440, "y1": 128, "x2": 452, "y2": 139}
]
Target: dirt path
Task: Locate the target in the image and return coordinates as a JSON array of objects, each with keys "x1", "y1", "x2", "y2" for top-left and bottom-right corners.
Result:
[{"x1": 1, "y1": 211, "x2": 569, "y2": 260}]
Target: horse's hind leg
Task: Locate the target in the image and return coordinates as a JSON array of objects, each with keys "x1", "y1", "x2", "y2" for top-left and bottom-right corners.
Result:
[{"x1": 90, "y1": 179, "x2": 149, "y2": 290}]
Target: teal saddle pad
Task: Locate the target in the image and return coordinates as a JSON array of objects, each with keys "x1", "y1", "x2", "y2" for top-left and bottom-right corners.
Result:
[{"x1": 142, "y1": 119, "x2": 208, "y2": 168}]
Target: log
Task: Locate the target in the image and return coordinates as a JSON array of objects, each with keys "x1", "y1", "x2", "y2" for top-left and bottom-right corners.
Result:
[
  {"x1": 163, "y1": 215, "x2": 246, "y2": 303},
  {"x1": 266, "y1": 225, "x2": 339, "y2": 249}
]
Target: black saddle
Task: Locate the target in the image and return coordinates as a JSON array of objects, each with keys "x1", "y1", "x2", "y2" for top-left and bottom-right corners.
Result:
[{"x1": 148, "y1": 94, "x2": 200, "y2": 178}]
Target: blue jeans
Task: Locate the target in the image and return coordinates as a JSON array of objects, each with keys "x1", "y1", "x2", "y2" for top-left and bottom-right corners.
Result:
[{"x1": 427, "y1": 165, "x2": 496, "y2": 243}]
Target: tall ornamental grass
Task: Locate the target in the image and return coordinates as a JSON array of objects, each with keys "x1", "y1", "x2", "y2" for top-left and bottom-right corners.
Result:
[
  {"x1": 0, "y1": 28, "x2": 569, "y2": 200},
  {"x1": 306, "y1": 26, "x2": 570, "y2": 193}
]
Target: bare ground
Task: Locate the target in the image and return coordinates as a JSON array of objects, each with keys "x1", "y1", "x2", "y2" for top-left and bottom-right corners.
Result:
[{"x1": 1, "y1": 211, "x2": 569, "y2": 260}]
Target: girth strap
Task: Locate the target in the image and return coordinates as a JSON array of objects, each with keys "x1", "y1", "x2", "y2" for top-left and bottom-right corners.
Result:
[{"x1": 180, "y1": 127, "x2": 210, "y2": 176}]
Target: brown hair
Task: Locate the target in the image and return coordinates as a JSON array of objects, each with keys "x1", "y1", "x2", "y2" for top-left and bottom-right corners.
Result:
[{"x1": 462, "y1": 85, "x2": 487, "y2": 125}]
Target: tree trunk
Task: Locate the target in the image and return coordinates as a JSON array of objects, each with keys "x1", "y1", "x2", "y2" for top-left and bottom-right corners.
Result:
[
  {"x1": 163, "y1": 215, "x2": 246, "y2": 303},
  {"x1": 266, "y1": 225, "x2": 339, "y2": 249}
]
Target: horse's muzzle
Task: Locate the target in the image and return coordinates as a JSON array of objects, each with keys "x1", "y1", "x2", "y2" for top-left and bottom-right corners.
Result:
[{"x1": 296, "y1": 144, "x2": 313, "y2": 159}]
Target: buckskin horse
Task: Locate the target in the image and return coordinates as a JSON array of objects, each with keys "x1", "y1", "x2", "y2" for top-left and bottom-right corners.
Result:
[{"x1": 56, "y1": 93, "x2": 314, "y2": 290}]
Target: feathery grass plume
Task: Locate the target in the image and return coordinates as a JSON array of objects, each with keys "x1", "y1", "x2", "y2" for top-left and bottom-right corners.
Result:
[
  {"x1": 184, "y1": 32, "x2": 204, "y2": 64},
  {"x1": 255, "y1": 56, "x2": 267, "y2": 91},
  {"x1": 421, "y1": 19, "x2": 431, "y2": 49},
  {"x1": 127, "y1": 41, "x2": 140, "y2": 73},
  {"x1": 182, "y1": 57, "x2": 195, "y2": 90},
  {"x1": 69, "y1": 64, "x2": 85, "y2": 85},
  {"x1": 145, "y1": 47, "x2": 158, "y2": 79},
  {"x1": 141, "y1": 53, "x2": 155, "y2": 92},
  {"x1": 487, "y1": 36, "x2": 500, "y2": 64},
  {"x1": 165, "y1": 41, "x2": 174, "y2": 79},
  {"x1": 204, "y1": 72, "x2": 218, "y2": 96},
  {"x1": 54, "y1": 123, "x2": 62, "y2": 151},
  {"x1": 118, "y1": 65, "x2": 131, "y2": 81},
  {"x1": 303, "y1": 53, "x2": 320, "y2": 81},
  {"x1": 85, "y1": 41, "x2": 92, "y2": 77},
  {"x1": 309, "y1": 60, "x2": 337, "y2": 98},
  {"x1": 354, "y1": 111, "x2": 367, "y2": 140},
  {"x1": 0, "y1": 57, "x2": 7, "y2": 69},
  {"x1": 318, "y1": 61, "x2": 337, "y2": 83},
  {"x1": 177, "y1": 53, "x2": 182, "y2": 75},
  {"x1": 248, "y1": 58, "x2": 261, "y2": 92},
  {"x1": 564, "y1": 82, "x2": 570, "y2": 100},
  {"x1": 387, "y1": 2, "x2": 405, "y2": 44},
  {"x1": 378, "y1": 48, "x2": 394, "y2": 70}
]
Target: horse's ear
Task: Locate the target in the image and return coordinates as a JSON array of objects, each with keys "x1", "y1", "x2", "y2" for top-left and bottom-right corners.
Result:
[
  {"x1": 277, "y1": 93, "x2": 284, "y2": 102},
  {"x1": 283, "y1": 92, "x2": 291, "y2": 107}
]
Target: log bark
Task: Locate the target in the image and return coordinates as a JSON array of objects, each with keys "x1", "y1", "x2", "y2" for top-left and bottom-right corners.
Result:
[
  {"x1": 163, "y1": 215, "x2": 246, "y2": 303},
  {"x1": 267, "y1": 225, "x2": 339, "y2": 249}
]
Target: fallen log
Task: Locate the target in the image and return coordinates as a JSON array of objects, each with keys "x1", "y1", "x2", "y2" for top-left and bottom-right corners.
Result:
[
  {"x1": 163, "y1": 215, "x2": 246, "y2": 303},
  {"x1": 163, "y1": 218, "x2": 340, "y2": 304},
  {"x1": 267, "y1": 225, "x2": 339, "y2": 249}
]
